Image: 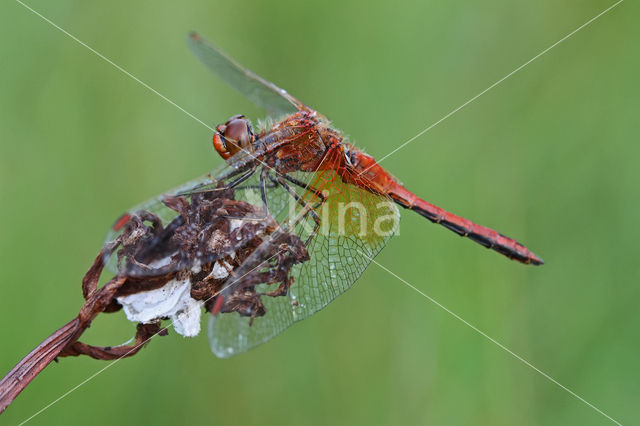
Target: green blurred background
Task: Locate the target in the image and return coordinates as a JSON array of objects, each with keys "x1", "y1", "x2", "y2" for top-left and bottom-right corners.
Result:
[{"x1": 1, "y1": 0, "x2": 638, "y2": 424}]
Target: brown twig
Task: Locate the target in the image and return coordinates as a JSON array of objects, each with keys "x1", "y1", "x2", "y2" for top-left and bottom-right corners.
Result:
[
  {"x1": 0, "y1": 247, "x2": 163, "y2": 413},
  {"x1": 0, "y1": 319, "x2": 80, "y2": 414},
  {"x1": 0, "y1": 189, "x2": 309, "y2": 415}
]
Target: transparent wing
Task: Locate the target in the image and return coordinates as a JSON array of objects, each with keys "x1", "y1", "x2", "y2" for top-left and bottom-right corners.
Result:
[
  {"x1": 188, "y1": 32, "x2": 307, "y2": 117},
  {"x1": 103, "y1": 149, "x2": 399, "y2": 357},
  {"x1": 102, "y1": 154, "x2": 256, "y2": 277},
  {"x1": 208, "y1": 150, "x2": 400, "y2": 357}
]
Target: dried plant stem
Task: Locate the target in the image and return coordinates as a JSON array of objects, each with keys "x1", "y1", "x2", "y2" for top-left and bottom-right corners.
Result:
[
  {"x1": 0, "y1": 253, "x2": 160, "y2": 415},
  {"x1": 0, "y1": 319, "x2": 80, "y2": 414},
  {"x1": 0, "y1": 192, "x2": 307, "y2": 415}
]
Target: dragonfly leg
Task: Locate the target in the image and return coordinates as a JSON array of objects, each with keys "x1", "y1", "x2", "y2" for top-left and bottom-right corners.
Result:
[
  {"x1": 270, "y1": 174, "x2": 324, "y2": 245},
  {"x1": 225, "y1": 166, "x2": 272, "y2": 221},
  {"x1": 280, "y1": 174, "x2": 326, "y2": 209},
  {"x1": 178, "y1": 165, "x2": 256, "y2": 198},
  {"x1": 226, "y1": 166, "x2": 258, "y2": 189},
  {"x1": 259, "y1": 166, "x2": 270, "y2": 215},
  {"x1": 231, "y1": 180, "x2": 277, "y2": 193}
]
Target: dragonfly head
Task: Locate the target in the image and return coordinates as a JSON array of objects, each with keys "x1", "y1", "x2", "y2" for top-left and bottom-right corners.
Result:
[{"x1": 213, "y1": 115, "x2": 255, "y2": 159}]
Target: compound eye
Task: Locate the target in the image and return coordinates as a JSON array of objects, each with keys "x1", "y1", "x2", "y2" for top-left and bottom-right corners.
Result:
[
  {"x1": 224, "y1": 117, "x2": 254, "y2": 152},
  {"x1": 213, "y1": 115, "x2": 255, "y2": 160},
  {"x1": 213, "y1": 133, "x2": 231, "y2": 159},
  {"x1": 227, "y1": 114, "x2": 246, "y2": 123}
]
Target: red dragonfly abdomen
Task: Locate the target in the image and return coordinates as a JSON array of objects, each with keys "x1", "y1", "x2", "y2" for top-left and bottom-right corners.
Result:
[
  {"x1": 388, "y1": 185, "x2": 543, "y2": 265},
  {"x1": 346, "y1": 148, "x2": 543, "y2": 265}
]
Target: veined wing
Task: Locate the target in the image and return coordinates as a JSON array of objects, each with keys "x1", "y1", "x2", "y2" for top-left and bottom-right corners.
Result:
[
  {"x1": 188, "y1": 32, "x2": 307, "y2": 117},
  {"x1": 208, "y1": 149, "x2": 400, "y2": 357},
  {"x1": 103, "y1": 155, "x2": 254, "y2": 277},
  {"x1": 103, "y1": 149, "x2": 399, "y2": 357}
]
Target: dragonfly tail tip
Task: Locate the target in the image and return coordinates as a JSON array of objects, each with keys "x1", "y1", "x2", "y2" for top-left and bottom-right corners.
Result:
[{"x1": 530, "y1": 254, "x2": 544, "y2": 266}]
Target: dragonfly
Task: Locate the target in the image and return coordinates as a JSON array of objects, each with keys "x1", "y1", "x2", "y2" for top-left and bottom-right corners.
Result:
[{"x1": 105, "y1": 32, "x2": 543, "y2": 358}]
